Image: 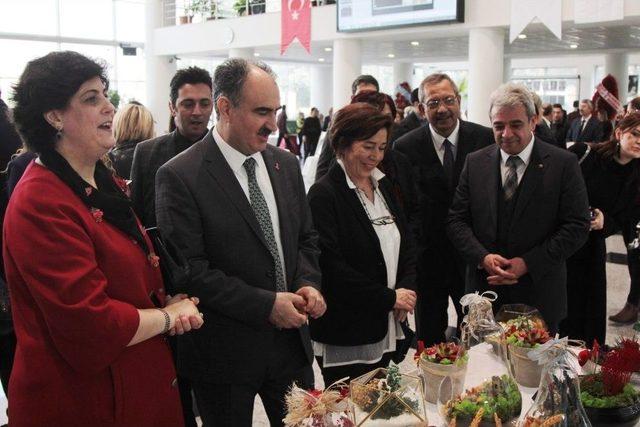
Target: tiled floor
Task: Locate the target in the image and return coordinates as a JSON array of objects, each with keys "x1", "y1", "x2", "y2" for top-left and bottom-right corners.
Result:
[{"x1": 0, "y1": 236, "x2": 636, "y2": 426}]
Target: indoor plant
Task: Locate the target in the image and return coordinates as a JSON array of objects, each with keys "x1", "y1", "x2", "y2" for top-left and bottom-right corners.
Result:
[
  {"x1": 504, "y1": 316, "x2": 551, "y2": 387},
  {"x1": 580, "y1": 337, "x2": 640, "y2": 427},
  {"x1": 415, "y1": 341, "x2": 468, "y2": 403}
]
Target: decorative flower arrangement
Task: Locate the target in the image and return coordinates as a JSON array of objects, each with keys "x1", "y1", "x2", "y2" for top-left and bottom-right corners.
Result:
[
  {"x1": 350, "y1": 364, "x2": 426, "y2": 425},
  {"x1": 443, "y1": 375, "x2": 522, "y2": 425},
  {"x1": 283, "y1": 380, "x2": 352, "y2": 427},
  {"x1": 580, "y1": 337, "x2": 640, "y2": 409},
  {"x1": 415, "y1": 341, "x2": 468, "y2": 404},
  {"x1": 504, "y1": 316, "x2": 551, "y2": 348},
  {"x1": 417, "y1": 342, "x2": 468, "y2": 366},
  {"x1": 520, "y1": 414, "x2": 565, "y2": 426}
]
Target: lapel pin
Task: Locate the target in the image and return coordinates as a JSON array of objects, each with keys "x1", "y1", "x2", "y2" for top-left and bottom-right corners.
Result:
[
  {"x1": 275, "y1": 162, "x2": 280, "y2": 171},
  {"x1": 537, "y1": 163, "x2": 544, "y2": 169}
]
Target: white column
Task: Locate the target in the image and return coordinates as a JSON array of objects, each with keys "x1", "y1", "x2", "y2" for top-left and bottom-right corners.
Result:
[
  {"x1": 228, "y1": 47, "x2": 255, "y2": 59},
  {"x1": 604, "y1": 52, "x2": 629, "y2": 104},
  {"x1": 310, "y1": 65, "x2": 333, "y2": 116},
  {"x1": 146, "y1": 0, "x2": 177, "y2": 135},
  {"x1": 468, "y1": 27, "x2": 504, "y2": 126},
  {"x1": 393, "y1": 62, "x2": 413, "y2": 87},
  {"x1": 332, "y1": 39, "x2": 362, "y2": 109}
]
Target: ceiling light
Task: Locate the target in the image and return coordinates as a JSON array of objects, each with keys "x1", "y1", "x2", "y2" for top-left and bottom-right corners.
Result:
[
  {"x1": 387, "y1": 53, "x2": 395, "y2": 58},
  {"x1": 518, "y1": 34, "x2": 527, "y2": 39},
  {"x1": 324, "y1": 47, "x2": 332, "y2": 52},
  {"x1": 410, "y1": 41, "x2": 420, "y2": 46},
  {"x1": 318, "y1": 58, "x2": 325, "y2": 62},
  {"x1": 570, "y1": 43, "x2": 578, "y2": 49},
  {"x1": 254, "y1": 52, "x2": 260, "y2": 57}
]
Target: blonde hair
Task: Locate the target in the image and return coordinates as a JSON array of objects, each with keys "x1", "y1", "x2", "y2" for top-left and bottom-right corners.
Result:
[{"x1": 112, "y1": 103, "x2": 155, "y2": 145}]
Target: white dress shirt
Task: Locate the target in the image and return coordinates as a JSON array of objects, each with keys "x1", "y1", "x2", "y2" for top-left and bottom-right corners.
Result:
[
  {"x1": 212, "y1": 127, "x2": 286, "y2": 282},
  {"x1": 429, "y1": 119, "x2": 460, "y2": 165},
  {"x1": 499, "y1": 133, "x2": 535, "y2": 186},
  {"x1": 313, "y1": 159, "x2": 403, "y2": 367}
]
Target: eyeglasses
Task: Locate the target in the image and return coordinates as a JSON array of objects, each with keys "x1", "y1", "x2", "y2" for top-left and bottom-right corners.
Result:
[{"x1": 424, "y1": 96, "x2": 457, "y2": 110}]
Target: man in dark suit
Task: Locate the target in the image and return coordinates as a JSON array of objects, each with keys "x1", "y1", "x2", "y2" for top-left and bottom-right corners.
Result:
[
  {"x1": 565, "y1": 99, "x2": 604, "y2": 144},
  {"x1": 447, "y1": 83, "x2": 590, "y2": 333},
  {"x1": 392, "y1": 88, "x2": 425, "y2": 142},
  {"x1": 550, "y1": 103, "x2": 568, "y2": 149},
  {"x1": 130, "y1": 66, "x2": 213, "y2": 228},
  {"x1": 394, "y1": 73, "x2": 494, "y2": 345},
  {"x1": 129, "y1": 66, "x2": 212, "y2": 427},
  {"x1": 155, "y1": 58, "x2": 325, "y2": 426}
]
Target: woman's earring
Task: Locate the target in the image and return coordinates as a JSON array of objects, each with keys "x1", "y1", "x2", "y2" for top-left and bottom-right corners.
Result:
[{"x1": 56, "y1": 126, "x2": 63, "y2": 139}]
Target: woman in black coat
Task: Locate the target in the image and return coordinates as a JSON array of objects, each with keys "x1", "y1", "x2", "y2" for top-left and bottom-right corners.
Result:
[
  {"x1": 561, "y1": 112, "x2": 640, "y2": 345},
  {"x1": 308, "y1": 103, "x2": 417, "y2": 386},
  {"x1": 107, "y1": 102, "x2": 155, "y2": 179}
]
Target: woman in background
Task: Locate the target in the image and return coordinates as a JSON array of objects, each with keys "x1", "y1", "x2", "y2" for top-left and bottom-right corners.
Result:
[{"x1": 108, "y1": 102, "x2": 155, "y2": 179}]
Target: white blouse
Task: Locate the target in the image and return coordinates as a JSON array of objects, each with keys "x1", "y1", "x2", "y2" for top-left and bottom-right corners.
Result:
[{"x1": 313, "y1": 159, "x2": 403, "y2": 368}]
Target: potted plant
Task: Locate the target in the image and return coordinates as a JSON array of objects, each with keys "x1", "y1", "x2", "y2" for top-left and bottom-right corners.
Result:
[
  {"x1": 504, "y1": 316, "x2": 551, "y2": 387},
  {"x1": 579, "y1": 338, "x2": 640, "y2": 427},
  {"x1": 442, "y1": 375, "x2": 522, "y2": 426},
  {"x1": 179, "y1": 1, "x2": 195, "y2": 24},
  {"x1": 415, "y1": 341, "x2": 468, "y2": 404},
  {"x1": 233, "y1": 0, "x2": 247, "y2": 16}
]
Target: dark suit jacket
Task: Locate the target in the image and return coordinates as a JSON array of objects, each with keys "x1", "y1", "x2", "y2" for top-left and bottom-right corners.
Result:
[
  {"x1": 446, "y1": 139, "x2": 590, "y2": 324},
  {"x1": 130, "y1": 130, "x2": 193, "y2": 228},
  {"x1": 566, "y1": 116, "x2": 604, "y2": 143},
  {"x1": 307, "y1": 163, "x2": 416, "y2": 346},
  {"x1": 535, "y1": 120, "x2": 559, "y2": 148},
  {"x1": 155, "y1": 131, "x2": 321, "y2": 384},
  {"x1": 108, "y1": 140, "x2": 138, "y2": 180},
  {"x1": 394, "y1": 120, "x2": 494, "y2": 285},
  {"x1": 391, "y1": 111, "x2": 423, "y2": 143},
  {"x1": 551, "y1": 122, "x2": 568, "y2": 149}
]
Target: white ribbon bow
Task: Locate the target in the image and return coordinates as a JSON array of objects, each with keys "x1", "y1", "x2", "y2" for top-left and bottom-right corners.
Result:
[{"x1": 527, "y1": 336, "x2": 569, "y2": 366}]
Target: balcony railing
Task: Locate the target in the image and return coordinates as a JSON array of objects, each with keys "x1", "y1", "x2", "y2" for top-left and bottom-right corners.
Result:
[{"x1": 164, "y1": 0, "x2": 335, "y2": 26}]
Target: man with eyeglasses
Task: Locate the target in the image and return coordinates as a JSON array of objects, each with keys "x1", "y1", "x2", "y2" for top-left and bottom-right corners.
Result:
[{"x1": 394, "y1": 73, "x2": 494, "y2": 345}]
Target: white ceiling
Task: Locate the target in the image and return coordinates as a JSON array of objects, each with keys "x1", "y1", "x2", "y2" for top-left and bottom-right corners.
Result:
[{"x1": 184, "y1": 21, "x2": 640, "y2": 65}]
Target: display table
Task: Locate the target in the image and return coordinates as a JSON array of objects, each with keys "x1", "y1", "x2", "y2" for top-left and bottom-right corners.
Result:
[{"x1": 415, "y1": 342, "x2": 557, "y2": 426}]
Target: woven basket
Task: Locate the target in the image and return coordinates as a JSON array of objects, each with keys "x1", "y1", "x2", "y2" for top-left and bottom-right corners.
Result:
[
  {"x1": 508, "y1": 344, "x2": 543, "y2": 387},
  {"x1": 418, "y1": 358, "x2": 467, "y2": 404}
]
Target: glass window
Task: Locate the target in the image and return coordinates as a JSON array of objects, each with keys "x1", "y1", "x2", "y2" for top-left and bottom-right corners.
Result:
[
  {"x1": 115, "y1": 0, "x2": 146, "y2": 42},
  {"x1": 59, "y1": 0, "x2": 114, "y2": 40},
  {"x1": 0, "y1": 0, "x2": 58, "y2": 36},
  {"x1": 0, "y1": 39, "x2": 59, "y2": 79},
  {"x1": 60, "y1": 43, "x2": 116, "y2": 82}
]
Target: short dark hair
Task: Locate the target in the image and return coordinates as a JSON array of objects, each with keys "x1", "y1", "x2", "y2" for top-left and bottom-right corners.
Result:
[
  {"x1": 410, "y1": 88, "x2": 419, "y2": 104},
  {"x1": 573, "y1": 100, "x2": 579, "y2": 108},
  {"x1": 12, "y1": 51, "x2": 108, "y2": 154},
  {"x1": 213, "y1": 58, "x2": 276, "y2": 115},
  {"x1": 169, "y1": 66, "x2": 212, "y2": 106},
  {"x1": 629, "y1": 96, "x2": 640, "y2": 111},
  {"x1": 351, "y1": 74, "x2": 379, "y2": 95},
  {"x1": 351, "y1": 90, "x2": 397, "y2": 119},
  {"x1": 542, "y1": 103, "x2": 552, "y2": 116},
  {"x1": 552, "y1": 103, "x2": 563, "y2": 110},
  {"x1": 329, "y1": 103, "x2": 393, "y2": 155}
]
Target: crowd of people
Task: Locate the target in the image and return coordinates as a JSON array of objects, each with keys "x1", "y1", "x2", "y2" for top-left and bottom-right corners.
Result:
[{"x1": 0, "y1": 49, "x2": 639, "y2": 426}]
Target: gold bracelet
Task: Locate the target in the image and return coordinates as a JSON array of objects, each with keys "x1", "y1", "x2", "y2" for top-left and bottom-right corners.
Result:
[{"x1": 157, "y1": 308, "x2": 171, "y2": 334}]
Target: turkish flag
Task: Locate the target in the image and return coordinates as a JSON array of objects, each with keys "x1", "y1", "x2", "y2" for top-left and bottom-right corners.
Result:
[{"x1": 281, "y1": 0, "x2": 311, "y2": 55}]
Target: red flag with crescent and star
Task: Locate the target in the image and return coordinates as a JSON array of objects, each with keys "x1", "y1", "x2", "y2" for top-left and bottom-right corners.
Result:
[{"x1": 281, "y1": 0, "x2": 311, "y2": 55}]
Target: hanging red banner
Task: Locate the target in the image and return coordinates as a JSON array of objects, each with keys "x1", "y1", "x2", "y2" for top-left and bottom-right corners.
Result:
[{"x1": 281, "y1": 0, "x2": 311, "y2": 55}]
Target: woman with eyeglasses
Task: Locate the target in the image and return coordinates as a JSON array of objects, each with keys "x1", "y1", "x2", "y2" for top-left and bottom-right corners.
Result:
[{"x1": 307, "y1": 103, "x2": 417, "y2": 385}]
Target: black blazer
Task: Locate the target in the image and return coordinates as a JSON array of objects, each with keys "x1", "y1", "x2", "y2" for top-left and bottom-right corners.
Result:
[
  {"x1": 108, "y1": 140, "x2": 139, "y2": 180},
  {"x1": 446, "y1": 139, "x2": 590, "y2": 324},
  {"x1": 394, "y1": 120, "x2": 494, "y2": 283},
  {"x1": 155, "y1": 131, "x2": 321, "y2": 384},
  {"x1": 307, "y1": 163, "x2": 416, "y2": 346},
  {"x1": 535, "y1": 120, "x2": 560, "y2": 148},
  {"x1": 391, "y1": 111, "x2": 423, "y2": 143},
  {"x1": 130, "y1": 130, "x2": 195, "y2": 227},
  {"x1": 566, "y1": 116, "x2": 604, "y2": 143}
]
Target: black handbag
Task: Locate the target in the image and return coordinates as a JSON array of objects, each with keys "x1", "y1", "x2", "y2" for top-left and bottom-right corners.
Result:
[{"x1": 145, "y1": 227, "x2": 191, "y2": 295}]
